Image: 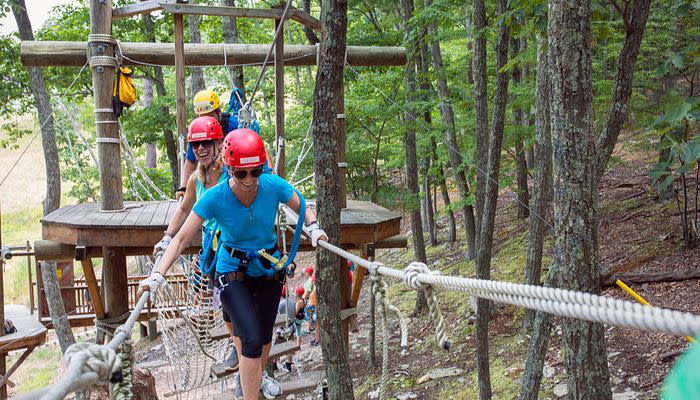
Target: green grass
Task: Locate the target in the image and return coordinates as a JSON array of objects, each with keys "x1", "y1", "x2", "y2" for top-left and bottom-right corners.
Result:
[{"x1": 8, "y1": 345, "x2": 62, "y2": 393}]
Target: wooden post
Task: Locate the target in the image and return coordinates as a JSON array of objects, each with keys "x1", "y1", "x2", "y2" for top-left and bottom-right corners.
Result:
[
  {"x1": 26, "y1": 241, "x2": 33, "y2": 315},
  {"x1": 174, "y1": 10, "x2": 186, "y2": 182},
  {"x1": 337, "y1": 79, "x2": 346, "y2": 209},
  {"x1": 89, "y1": 0, "x2": 129, "y2": 345},
  {"x1": 80, "y1": 259, "x2": 105, "y2": 322},
  {"x1": 89, "y1": 0, "x2": 123, "y2": 210},
  {"x1": 274, "y1": 18, "x2": 285, "y2": 178}
]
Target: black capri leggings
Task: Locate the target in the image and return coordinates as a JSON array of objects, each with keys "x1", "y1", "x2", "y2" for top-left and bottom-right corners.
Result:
[{"x1": 219, "y1": 277, "x2": 283, "y2": 358}]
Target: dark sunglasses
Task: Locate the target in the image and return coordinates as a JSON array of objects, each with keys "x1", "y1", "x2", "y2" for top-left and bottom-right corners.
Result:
[
  {"x1": 191, "y1": 140, "x2": 214, "y2": 149},
  {"x1": 233, "y1": 167, "x2": 264, "y2": 179}
]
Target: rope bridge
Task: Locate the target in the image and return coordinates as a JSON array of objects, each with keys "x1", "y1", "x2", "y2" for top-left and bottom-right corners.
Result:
[{"x1": 15, "y1": 226, "x2": 700, "y2": 399}]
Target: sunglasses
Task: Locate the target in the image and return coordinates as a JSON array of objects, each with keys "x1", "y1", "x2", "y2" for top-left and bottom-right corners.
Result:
[
  {"x1": 191, "y1": 140, "x2": 214, "y2": 150},
  {"x1": 233, "y1": 167, "x2": 264, "y2": 179}
]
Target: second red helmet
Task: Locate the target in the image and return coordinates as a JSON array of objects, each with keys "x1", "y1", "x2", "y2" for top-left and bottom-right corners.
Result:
[
  {"x1": 222, "y1": 128, "x2": 267, "y2": 168},
  {"x1": 295, "y1": 286, "x2": 305, "y2": 297},
  {"x1": 188, "y1": 116, "x2": 223, "y2": 142}
]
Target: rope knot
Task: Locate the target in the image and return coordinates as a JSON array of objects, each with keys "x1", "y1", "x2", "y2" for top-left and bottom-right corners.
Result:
[
  {"x1": 404, "y1": 261, "x2": 432, "y2": 290},
  {"x1": 64, "y1": 342, "x2": 119, "y2": 382}
]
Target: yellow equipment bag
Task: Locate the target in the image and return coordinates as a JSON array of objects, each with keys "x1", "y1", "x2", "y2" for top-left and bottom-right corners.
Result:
[{"x1": 112, "y1": 66, "x2": 137, "y2": 117}]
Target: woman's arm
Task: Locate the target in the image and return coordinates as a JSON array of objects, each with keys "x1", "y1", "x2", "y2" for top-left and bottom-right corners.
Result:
[
  {"x1": 155, "y1": 211, "x2": 205, "y2": 275},
  {"x1": 285, "y1": 191, "x2": 318, "y2": 226}
]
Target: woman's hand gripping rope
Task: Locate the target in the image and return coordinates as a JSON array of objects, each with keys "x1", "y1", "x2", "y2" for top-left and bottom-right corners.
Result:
[
  {"x1": 304, "y1": 221, "x2": 327, "y2": 247},
  {"x1": 137, "y1": 253, "x2": 166, "y2": 303}
]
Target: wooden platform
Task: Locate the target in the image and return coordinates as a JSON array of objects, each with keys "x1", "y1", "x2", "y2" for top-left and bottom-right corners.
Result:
[
  {"x1": 41, "y1": 199, "x2": 401, "y2": 251},
  {"x1": 210, "y1": 379, "x2": 318, "y2": 399},
  {"x1": 0, "y1": 305, "x2": 47, "y2": 353}
]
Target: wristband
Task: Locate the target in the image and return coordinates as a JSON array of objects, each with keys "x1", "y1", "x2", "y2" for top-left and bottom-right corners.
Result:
[{"x1": 176, "y1": 186, "x2": 186, "y2": 193}]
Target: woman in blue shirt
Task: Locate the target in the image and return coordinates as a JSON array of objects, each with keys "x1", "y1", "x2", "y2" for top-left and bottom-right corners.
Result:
[{"x1": 139, "y1": 128, "x2": 326, "y2": 400}]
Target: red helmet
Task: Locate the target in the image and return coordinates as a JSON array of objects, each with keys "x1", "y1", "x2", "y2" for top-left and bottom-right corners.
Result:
[
  {"x1": 295, "y1": 286, "x2": 305, "y2": 297},
  {"x1": 281, "y1": 284, "x2": 286, "y2": 297},
  {"x1": 188, "y1": 116, "x2": 223, "y2": 142},
  {"x1": 222, "y1": 128, "x2": 266, "y2": 168},
  {"x1": 305, "y1": 266, "x2": 314, "y2": 276}
]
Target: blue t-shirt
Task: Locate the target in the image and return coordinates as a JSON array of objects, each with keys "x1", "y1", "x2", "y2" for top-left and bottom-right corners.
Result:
[{"x1": 193, "y1": 174, "x2": 294, "y2": 277}]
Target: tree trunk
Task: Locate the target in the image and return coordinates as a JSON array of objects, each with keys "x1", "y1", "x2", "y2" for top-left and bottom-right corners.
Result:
[
  {"x1": 301, "y1": 0, "x2": 321, "y2": 45},
  {"x1": 423, "y1": 0, "x2": 476, "y2": 259},
  {"x1": 400, "y1": 0, "x2": 429, "y2": 316},
  {"x1": 465, "y1": 0, "x2": 474, "y2": 84},
  {"x1": 433, "y1": 138, "x2": 457, "y2": 243},
  {"x1": 311, "y1": 0, "x2": 354, "y2": 398},
  {"x1": 142, "y1": 8, "x2": 178, "y2": 190},
  {"x1": 12, "y1": 0, "x2": 61, "y2": 216},
  {"x1": 474, "y1": 1, "x2": 510, "y2": 399},
  {"x1": 416, "y1": 42, "x2": 441, "y2": 245},
  {"x1": 188, "y1": 11, "x2": 206, "y2": 96},
  {"x1": 142, "y1": 78, "x2": 157, "y2": 168},
  {"x1": 548, "y1": 2, "x2": 612, "y2": 398},
  {"x1": 595, "y1": 0, "x2": 651, "y2": 182},
  {"x1": 472, "y1": 0, "x2": 488, "y2": 230},
  {"x1": 223, "y1": 0, "x2": 245, "y2": 90},
  {"x1": 523, "y1": 33, "x2": 553, "y2": 331},
  {"x1": 12, "y1": 0, "x2": 78, "y2": 360},
  {"x1": 511, "y1": 34, "x2": 530, "y2": 219}
]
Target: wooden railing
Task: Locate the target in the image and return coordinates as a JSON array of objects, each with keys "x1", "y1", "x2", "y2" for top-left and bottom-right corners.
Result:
[{"x1": 36, "y1": 274, "x2": 193, "y2": 318}]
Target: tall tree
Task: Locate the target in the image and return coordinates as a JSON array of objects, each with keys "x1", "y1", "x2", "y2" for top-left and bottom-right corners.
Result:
[
  {"x1": 400, "y1": 0, "x2": 429, "y2": 315},
  {"x1": 11, "y1": 0, "x2": 77, "y2": 358},
  {"x1": 472, "y1": 0, "x2": 488, "y2": 229},
  {"x1": 223, "y1": 0, "x2": 245, "y2": 90},
  {"x1": 548, "y1": 1, "x2": 612, "y2": 398},
  {"x1": 595, "y1": 0, "x2": 652, "y2": 181},
  {"x1": 142, "y1": 6, "x2": 178, "y2": 190},
  {"x1": 188, "y1": 10, "x2": 206, "y2": 96},
  {"x1": 423, "y1": 0, "x2": 477, "y2": 259},
  {"x1": 510, "y1": 33, "x2": 530, "y2": 219},
  {"x1": 523, "y1": 31, "x2": 553, "y2": 331},
  {"x1": 311, "y1": 0, "x2": 354, "y2": 397},
  {"x1": 416, "y1": 42, "x2": 454, "y2": 244},
  {"x1": 474, "y1": 0, "x2": 510, "y2": 399}
]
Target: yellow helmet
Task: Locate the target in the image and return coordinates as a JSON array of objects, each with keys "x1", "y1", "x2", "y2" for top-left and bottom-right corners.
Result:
[{"x1": 193, "y1": 89, "x2": 221, "y2": 115}]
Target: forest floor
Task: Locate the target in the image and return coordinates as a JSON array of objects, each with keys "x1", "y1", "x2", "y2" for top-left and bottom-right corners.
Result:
[{"x1": 296, "y1": 133, "x2": 699, "y2": 400}]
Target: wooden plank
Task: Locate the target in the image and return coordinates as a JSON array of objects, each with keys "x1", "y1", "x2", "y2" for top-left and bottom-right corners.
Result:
[
  {"x1": 80, "y1": 259, "x2": 105, "y2": 320},
  {"x1": 0, "y1": 306, "x2": 46, "y2": 354},
  {"x1": 39, "y1": 204, "x2": 76, "y2": 224},
  {"x1": 148, "y1": 200, "x2": 173, "y2": 227},
  {"x1": 161, "y1": 3, "x2": 321, "y2": 30},
  {"x1": 210, "y1": 379, "x2": 317, "y2": 400},
  {"x1": 112, "y1": 0, "x2": 168, "y2": 19},
  {"x1": 288, "y1": 10, "x2": 321, "y2": 31},
  {"x1": 21, "y1": 41, "x2": 407, "y2": 67},
  {"x1": 210, "y1": 342, "x2": 300, "y2": 378},
  {"x1": 121, "y1": 202, "x2": 153, "y2": 227}
]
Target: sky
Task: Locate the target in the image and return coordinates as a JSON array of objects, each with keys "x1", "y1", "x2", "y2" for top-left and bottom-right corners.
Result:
[{"x1": 0, "y1": 0, "x2": 70, "y2": 35}]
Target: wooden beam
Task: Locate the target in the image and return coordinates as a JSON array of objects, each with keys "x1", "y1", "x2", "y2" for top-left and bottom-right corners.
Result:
[
  {"x1": 160, "y1": 3, "x2": 321, "y2": 30},
  {"x1": 80, "y1": 259, "x2": 105, "y2": 320},
  {"x1": 0, "y1": 346, "x2": 34, "y2": 389},
  {"x1": 112, "y1": 0, "x2": 167, "y2": 19},
  {"x1": 275, "y1": 18, "x2": 285, "y2": 178},
  {"x1": 21, "y1": 41, "x2": 407, "y2": 67},
  {"x1": 34, "y1": 240, "x2": 200, "y2": 260}
]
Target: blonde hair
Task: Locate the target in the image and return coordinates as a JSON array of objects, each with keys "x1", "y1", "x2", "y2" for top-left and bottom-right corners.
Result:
[{"x1": 197, "y1": 149, "x2": 224, "y2": 185}]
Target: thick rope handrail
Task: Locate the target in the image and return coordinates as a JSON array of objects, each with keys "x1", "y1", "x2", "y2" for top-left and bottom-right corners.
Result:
[{"x1": 310, "y1": 237, "x2": 700, "y2": 338}]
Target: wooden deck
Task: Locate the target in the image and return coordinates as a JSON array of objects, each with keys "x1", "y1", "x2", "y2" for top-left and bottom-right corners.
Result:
[
  {"x1": 41, "y1": 199, "x2": 402, "y2": 250},
  {"x1": 0, "y1": 305, "x2": 47, "y2": 354}
]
